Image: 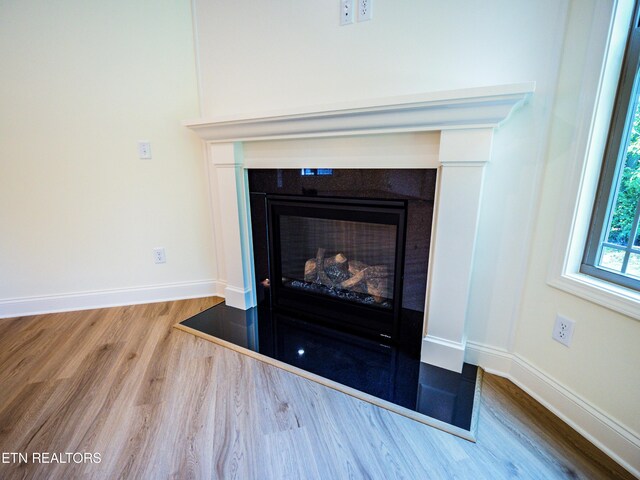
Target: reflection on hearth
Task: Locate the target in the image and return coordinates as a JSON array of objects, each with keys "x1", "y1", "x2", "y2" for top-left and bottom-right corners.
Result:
[{"x1": 180, "y1": 302, "x2": 477, "y2": 431}]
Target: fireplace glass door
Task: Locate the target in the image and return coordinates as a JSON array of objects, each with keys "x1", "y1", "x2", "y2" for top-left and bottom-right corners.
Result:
[{"x1": 267, "y1": 196, "x2": 406, "y2": 338}]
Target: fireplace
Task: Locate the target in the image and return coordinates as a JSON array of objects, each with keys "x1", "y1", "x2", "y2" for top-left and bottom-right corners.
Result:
[
  {"x1": 186, "y1": 83, "x2": 533, "y2": 372},
  {"x1": 249, "y1": 168, "x2": 435, "y2": 342}
]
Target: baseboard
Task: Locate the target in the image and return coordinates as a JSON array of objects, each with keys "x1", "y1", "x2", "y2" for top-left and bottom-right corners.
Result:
[
  {"x1": 213, "y1": 280, "x2": 227, "y2": 297},
  {"x1": 466, "y1": 341, "x2": 640, "y2": 478},
  {"x1": 0, "y1": 280, "x2": 221, "y2": 319},
  {"x1": 464, "y1": 341, "x2": 513, "y2": 375}
]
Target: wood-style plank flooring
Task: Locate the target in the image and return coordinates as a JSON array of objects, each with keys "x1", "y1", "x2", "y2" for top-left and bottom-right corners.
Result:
[{"x1": 0, "y1": 298, "x2": 633, "y2": 479}]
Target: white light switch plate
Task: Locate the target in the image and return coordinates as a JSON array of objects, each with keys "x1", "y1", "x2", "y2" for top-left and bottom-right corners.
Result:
[
  {"x1": 138, "y1": 141, "x2": 152, "y2": 159},
  {"x1": 340, "y1": 0, "x2": 354, "y2": 25}
]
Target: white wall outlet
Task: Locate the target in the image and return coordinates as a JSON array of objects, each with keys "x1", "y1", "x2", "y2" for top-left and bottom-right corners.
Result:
[
  {"x1": 340, "y1": 0, "x2": 354, "y2": 25},
  {"x1": 358, "y1": 0, "x2": 372, "y2": 22},
  {"x1": 552, "y1": 314, "x2": 575, "y2": 347},
  {"x1": 153, "y1": 247, "x2": 166, "y2": 264},
  {"x1": 138, "y1": 141, "x2": 152, "y2": 159}
]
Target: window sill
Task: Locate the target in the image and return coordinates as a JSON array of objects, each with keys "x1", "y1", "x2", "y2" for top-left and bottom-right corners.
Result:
[{"x1": 548, "y1": 272, "x2": 640, "y2": 321}]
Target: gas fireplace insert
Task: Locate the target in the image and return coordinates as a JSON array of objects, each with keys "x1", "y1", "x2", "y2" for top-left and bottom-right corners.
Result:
[{"x1": 268, "y1": 195, "x2": 406, "y2": 338}]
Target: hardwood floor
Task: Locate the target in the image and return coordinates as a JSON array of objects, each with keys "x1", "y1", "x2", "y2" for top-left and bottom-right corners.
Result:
[{"x1": 0, "y1": 298, "x2": 633, "y2": 479}]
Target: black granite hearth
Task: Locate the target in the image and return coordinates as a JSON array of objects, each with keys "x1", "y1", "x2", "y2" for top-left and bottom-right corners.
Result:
[
  {"x1": 182, "y1": 169, "x2": 478, "y2": 434},
  {"x1": 180, "y1": 302, "x2": 479, "y2": 433}
]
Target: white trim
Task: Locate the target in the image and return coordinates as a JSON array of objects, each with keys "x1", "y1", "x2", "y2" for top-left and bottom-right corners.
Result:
[
  {"x1": 549, "y1": 272, "x2": 640, "y2": 321},
  {"x1": 223, "y1": 285, "x2": 253, "y2": 310},
  {"x1": 466, "y1": 341, "x2": 640, "y2": 478},
  {"x1": 185, "y1": 83, "x2": 534, "y2": 143},
  {"x1": 420, "y1": 129, "x2": 491, "y2": 372},
  {"x1": 547, "y1": 0, "x2": 640, "y2": 320},
  {"x1": 189, "y1": 0, "x2": 204, "y2": 117},
  {"x1": 421, "y1": 335, "x2": 466, "y2": 373},
  {"x1": 439, "y1": 128, "x2": 494, "y2": 164},
  {"x1": 207, "y1": 143, "x2": 256, "y2": 312},
  {"x1": 213, "y1": 280, "x2": 226, "y2": 297},
  {"x1": 464, "y1": 341, "x2": 513, "y2": 376},
  {"x1": 0, "y1": 280, "x2": 220, "y2": 319}
]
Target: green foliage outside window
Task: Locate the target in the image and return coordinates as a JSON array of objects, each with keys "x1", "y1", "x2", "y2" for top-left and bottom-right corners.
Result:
[{"x1": 606, "y1": 99, "x2": 640, "y2": 247}]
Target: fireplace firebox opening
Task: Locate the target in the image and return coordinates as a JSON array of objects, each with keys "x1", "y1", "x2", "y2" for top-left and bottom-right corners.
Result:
[{"x1": 268, "y1": 195, "x2": 406, "y2": 339}]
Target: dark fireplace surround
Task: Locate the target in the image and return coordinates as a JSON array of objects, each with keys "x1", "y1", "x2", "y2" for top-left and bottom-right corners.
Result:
[{"x1": 249, "y1": 168, "x2": 437, "y2": 344}]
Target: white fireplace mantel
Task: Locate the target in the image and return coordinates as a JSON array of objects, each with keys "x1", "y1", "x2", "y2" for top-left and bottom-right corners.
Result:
[
  {"x1": 186, "y1": 82, "x2": 535, "y2": 373},
  {"x1": 185, "y1": 82, "x2": 534, "y2": 142}
]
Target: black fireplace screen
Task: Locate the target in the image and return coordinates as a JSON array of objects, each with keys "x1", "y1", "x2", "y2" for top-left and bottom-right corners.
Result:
[
  {"x1": 279, "y1": 215, "x2": 397, "y2": 308},
  {"x1": 267, "y1": 195, "x2": 406, "y2": 338}
]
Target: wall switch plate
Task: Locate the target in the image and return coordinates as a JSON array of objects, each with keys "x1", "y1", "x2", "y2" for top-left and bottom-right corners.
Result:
[
  {"x1": 340, "y1": 0, "x2": 354, "y2": 25},
  {"x1": 138, "y1": 141, "x2": 152, "y2": 159},
  {"x1": 552, "y1": 314, "x2": 575, "y2": 347},
  {"x1": 358, "y1": 0, "x2": 372, "y2": 21},
  {"x1": 153, "y1": 247, "x2": 166, "y2": 264}
]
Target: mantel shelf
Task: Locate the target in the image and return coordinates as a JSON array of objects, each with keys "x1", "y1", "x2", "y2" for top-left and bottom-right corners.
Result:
[{"x1": 184, "y1": 82, "x2": 535, "y2": 143}]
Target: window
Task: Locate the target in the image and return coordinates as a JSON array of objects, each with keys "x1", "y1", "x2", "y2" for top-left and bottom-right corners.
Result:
[{"x1": 582, "y1": 4, "x2": 640, "y2": 292}]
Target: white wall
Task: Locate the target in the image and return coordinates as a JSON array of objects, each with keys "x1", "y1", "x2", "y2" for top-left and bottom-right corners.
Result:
[
  {"x1": 195, "y1": 0, "x2": 567, "y2": 118},
  {"x1": 514, "y1": 0, "x2": 640, "y2": 452},
  {"x1": 0, "y1": 0, "x2": 216, "y2": 313},
  {"x1": 192, "y1": 0, "x2": 639, "y2": 473}
]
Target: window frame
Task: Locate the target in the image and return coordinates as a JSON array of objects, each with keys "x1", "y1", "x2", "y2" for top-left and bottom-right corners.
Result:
[{"x1": 581, "y1": 2, "x2": 640, "y2": 292}]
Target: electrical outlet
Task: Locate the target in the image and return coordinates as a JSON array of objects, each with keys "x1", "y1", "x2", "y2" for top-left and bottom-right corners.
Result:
[
  {"x1": 138, "y1": 141, "x2": 152, "y2": 160},
  {"x1": 358, "y1": 0, "x2": 372, "y2": 21},
  {"x1": 153, "y1": 247, "x2": 166, "y2": 264},
  {"x1": 552, "y1": 314, "x2": 575, "y2": 347},
  {"x1": 340, "y1": 0, "x2": 354, "y2": 25}
]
